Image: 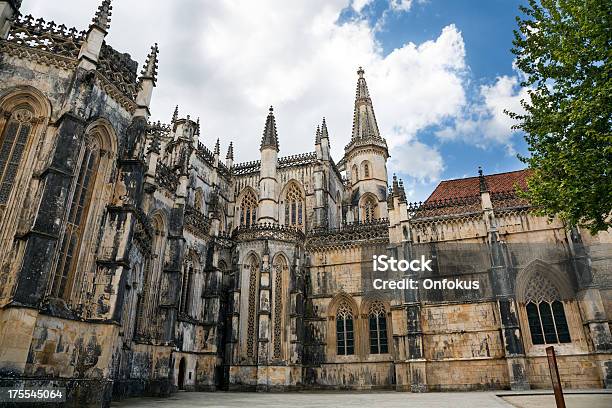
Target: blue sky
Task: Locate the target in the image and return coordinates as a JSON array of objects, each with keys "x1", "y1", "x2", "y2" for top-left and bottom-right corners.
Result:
[{"x1": 23, "y1": 0, "x2": 532, "y2": 202}]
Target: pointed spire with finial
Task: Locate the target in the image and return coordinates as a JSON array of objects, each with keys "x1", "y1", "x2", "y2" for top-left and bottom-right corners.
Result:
[
  {"x1": 214, "y1": 138, "x2": 220, "y2": 155},
  {"x1": 172, "y1": 105, "x2": 179, "y2": 124},
  {"x1": 148, "y1": 131, "x2": 161, "y2": 155},
  {"x1": 260, "y1": 106, "x2": 279, "y2": 151},
  {"x1": 92, "y1": 0, "x2": 112, "y2": 31},
  {"x1": 478, "y1": 166, "x2": 489, "y2": 193},
  {"x1": 226, "y1": 142, "x2": 234, "y2": 160},
  {"x1": 320, "y1": 117, "x2": 329, "y2": 140},
  {"x1": 315, "y1": 125, "x2": 321, "y2": 145},
  {"x1": 351, "y1": 66, "x2": 381, "y2": 141},
  {"x1": 139, "y1": 43, "x2": 159, "y2": 85}
]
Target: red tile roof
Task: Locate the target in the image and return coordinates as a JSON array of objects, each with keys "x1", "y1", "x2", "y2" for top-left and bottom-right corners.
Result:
[{"x1": 426, "y1": 169, "x2": 532, "y2": 202}]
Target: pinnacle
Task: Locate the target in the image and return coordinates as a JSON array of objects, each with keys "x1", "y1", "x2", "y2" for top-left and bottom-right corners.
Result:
[
  {"x1": 226, "y1": 142, "x2": 234, "y2": 160},
  {"x1": 140, "y1": 43, "x2": 159, "y2": 85},
  {"x1": 214, "y1": 138, "x2": 220, "y2": 155},
  {"x1": 315, "y1": 125, "x2": 321, "y2": 144},
  {"x1": 92, "y1": 0, "x2": 112, "y2": 31},
  {"x1": 260, "y1": 106, "x2": 279, "y2": 151},
  {"x1": 351, "y1": 66, "x2": 380, "y2": 141},
  {"x1": 320, "y1": 117, "x2": 329, "y2": 140},
  {"x1": 172, "y1": 105, "x2": 179, "y2": 123}
]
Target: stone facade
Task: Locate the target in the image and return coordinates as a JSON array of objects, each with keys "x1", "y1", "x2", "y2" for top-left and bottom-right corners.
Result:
[{"x1": 0, "y1": 2, "x2": 610, "y2": 407}]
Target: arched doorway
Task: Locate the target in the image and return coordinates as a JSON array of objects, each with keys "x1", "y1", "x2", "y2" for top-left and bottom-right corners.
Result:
[{"x1": 178, "y1": 357, "x2": 186, "y2": 390}]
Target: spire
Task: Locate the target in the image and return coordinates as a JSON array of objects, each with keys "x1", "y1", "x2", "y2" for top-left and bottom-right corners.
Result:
[
  {"x1": 226, "y1": 142, "x2": 234, "y2": 160},
  {"x1": 172, "y1": 105, "x2": 179, "y2": 123},
  {"x1": 320, "y1": 117, "x2": 329, "y2": 140},
  {"x1": 315, "y1": 125, "x2": 321, "y2": 145},
  {"x1": 139, "y1": 43, "x2": 159, "y2": 85},
  {"x1": 260, "y1": 106, "x2": 279, "y2": 151},
  {"x1": 214, "y1": 138, "x2": 220, "y2": 155},
  {"x1": 351, "y1": 66, "x2": 381, "y2": 140},
  {"x1": 92, "y1": 0, "x2": 112, "y2": 31}
]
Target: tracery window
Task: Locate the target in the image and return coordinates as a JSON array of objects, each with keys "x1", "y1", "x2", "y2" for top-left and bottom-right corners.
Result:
[
  {"x1": 284, "y1": 183, "x2": 303, "y2": 227},
  {"x1": 0, "y1": 107, "x2": 34, "y2": 205},
  {"x1": 525, "y1": 273, "x2": 571, "y2": 345},
  {"x1": 363, "y1": 195, "x2": 377, "y2": 222},
  {"x1": 51, "y1": 136, "x2": 100, "y2": 299},
  {"x1": 246, "y1": 255, "x2": 259, "y2": 358},
  {"x1": 336, "y1": 300, "x2": 354, "y2": 355},
  {"x1": 368, "y1": 301, "x2": 388, "y2": 354},
  {"x1": 272, "y1": 256, "x2": 287, "y2": 359},
  {"x1": 240, "y1": 190, "x2": 257, "y2": 227}
]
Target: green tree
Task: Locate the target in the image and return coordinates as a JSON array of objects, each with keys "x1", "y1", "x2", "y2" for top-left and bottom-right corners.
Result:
[{"x1": 509, "y1": 0, "x2": 611, "y2": 233}]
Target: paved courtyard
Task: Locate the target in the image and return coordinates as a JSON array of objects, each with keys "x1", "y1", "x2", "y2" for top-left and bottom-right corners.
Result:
[{"x1": 111, "y1": 391, "x2": 612, "y2": 408}]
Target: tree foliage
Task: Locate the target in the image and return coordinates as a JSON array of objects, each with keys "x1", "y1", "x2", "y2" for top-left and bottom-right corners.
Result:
[{"x1": 509, "y1": 0, "x2": 611, "y2": 233}]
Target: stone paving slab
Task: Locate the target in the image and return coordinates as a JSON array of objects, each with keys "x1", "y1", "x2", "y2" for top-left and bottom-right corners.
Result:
[
  {"x1": 502, "y1": 394, "x2": 612, "y2": 408},
  {"x1": 111, "y1": 391, "x2": 516, "y2": 407}
]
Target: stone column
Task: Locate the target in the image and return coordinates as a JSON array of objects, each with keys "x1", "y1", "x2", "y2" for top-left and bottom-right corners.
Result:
[{"x1": 13, "y1": 112, "x2": 85, "y2": 305}]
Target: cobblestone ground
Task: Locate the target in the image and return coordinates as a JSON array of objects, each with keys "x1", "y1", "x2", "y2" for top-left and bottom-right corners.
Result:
[{"x1": 111, "y1": 391, "x2": 612, "y2": 408}]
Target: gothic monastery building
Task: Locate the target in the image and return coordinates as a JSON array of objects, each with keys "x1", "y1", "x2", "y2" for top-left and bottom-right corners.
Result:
[{"x1": 0, "y1": 1, "x2": 610, "y2": 406}]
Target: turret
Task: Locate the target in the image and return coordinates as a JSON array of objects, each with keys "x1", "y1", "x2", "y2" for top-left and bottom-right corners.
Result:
[
  {"x1": 258, "y1": 106, "x2": 279, "y2": 223},
  {"x1": 134, "y1": 43, "x2": 158, "y2": 119},
  {"x1": 0, "y1": 0, "x2": 20, "y2": 39},
  {"x1": 343, "y1": 67, "x2": 389, "y2": 221},
  {"x1": 78, "y1": 0, "x2": 112, "y2": 70}
]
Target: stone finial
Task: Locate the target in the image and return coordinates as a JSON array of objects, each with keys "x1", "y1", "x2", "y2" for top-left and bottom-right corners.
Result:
[
  {"x1": 478, "y1": 166, "x2": 489, "y2": 193},
  {"x1": 315, "y1": 125, "x2": 321, "y2": 145},
  {"x1": 140, "y1": 43, "x2": 159, "y2": 85},
  {"x1": 195, "y1": 117, "x2": 200, "y2": 136},
  {"x1": 148, "y1": 132, "x2": 161, "y2": 155},
  {"x1": 92, "y1": 0, "x2": 112, "y2": 31},
  {"x1": 172, "y1": 105, "x2": 179, "y2": 123},
  {"x1": 260, "y1": 106, "x2": 279, "y2": 151},
  {"x1": 226, "y1": 142, "x2": 234, "y2": 160},
  {"x1": 214, "y1": 138, "x2": 220, "y2": 155}
]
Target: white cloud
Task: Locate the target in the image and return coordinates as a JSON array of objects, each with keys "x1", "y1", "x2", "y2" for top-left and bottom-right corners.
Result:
[
  {"x1": 389, "y1": 141, "x2": 444, "y2": 183},
  {"x1": 390, "y1": 0, "x2": 414, "y2": 11},
  {"x1": 436, "y1": 74, "x2": 530, "y2": 151},
  {"x1": 352, "y1": 0, "x2": 374, "y2": 13},
  {"x1": 22, "y1": 0, "x2": 470, "y2": 184}
]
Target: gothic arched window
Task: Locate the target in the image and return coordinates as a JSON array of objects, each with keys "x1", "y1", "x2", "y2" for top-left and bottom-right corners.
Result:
[
  {"x1": 51, "y1": 136, "x2": 100, "y2": 299},
  {"x1": 284, "y1": 183, "x2": 303, "y2": 228},
  {"x1": 0, "y1": 107, "x2": 34, "y2": 205},
  {"x1": 362, "y1": 195, "x2": 377, "y2": 222},
  {"x1": 336, "y1": 300, "x2": 354, "y2": 355},
  {"x1": 524, "y1": 274, "x2": 571, "y2": 345},
  {"x1": 240, "y1": 190, "x2": 257, "y2": 227},
  {"x1": 368, "y1": 301, "x2": 388, "y2": 354},
  {"x1": 362, "y1": 160, "x2": 370, "y2": 178},
  {"x1": 352, "y1": 164, "x2": 359, "y2": 183}
]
